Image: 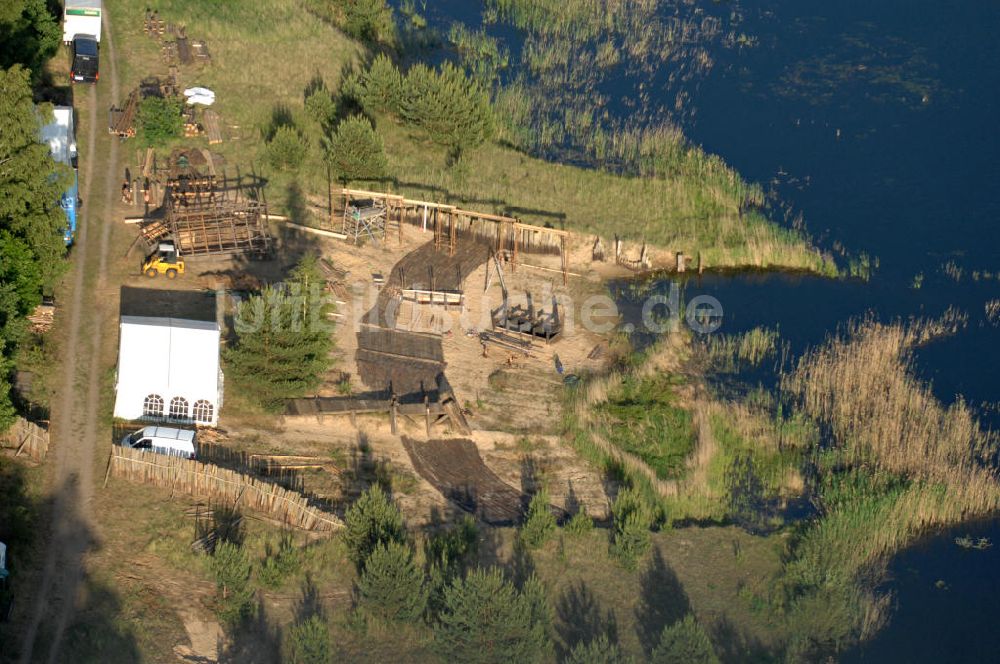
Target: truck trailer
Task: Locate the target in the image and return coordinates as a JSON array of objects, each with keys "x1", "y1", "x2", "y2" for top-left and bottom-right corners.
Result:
[
  {"x1": 63, "y1": 0, "x2": 102, "y2": 43},
  {"x1": 38, "y1": 107, "x2": 79, "y2": 246}
]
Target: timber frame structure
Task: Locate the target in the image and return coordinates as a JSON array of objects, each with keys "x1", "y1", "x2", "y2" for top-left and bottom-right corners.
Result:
[
  {"x1": 136, "y1": 150, "x2": 272, "y2": 257},
  {"x1": 336, "y1": 187, "x2": 571, "y2": 284}
]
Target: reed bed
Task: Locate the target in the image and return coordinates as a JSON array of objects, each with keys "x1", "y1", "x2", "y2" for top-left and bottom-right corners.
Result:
[
  {"x1": 700, "y1": 326, "x2": 779, "y2": 372},
  {"x1": 109, "y1": 446, "x2": 343, "y2": 531},
  {"x1": 778, "y1": 315, "x2": 1000, "y2": 653},
  {"x1": 782, "y1": 314, "x2": 988, "y2": 485}
]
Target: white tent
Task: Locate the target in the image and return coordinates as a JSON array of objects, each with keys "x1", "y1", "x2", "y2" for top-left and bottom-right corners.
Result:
[{"x1": 113, "y1": 288, "x2": 223, "y2": 426}]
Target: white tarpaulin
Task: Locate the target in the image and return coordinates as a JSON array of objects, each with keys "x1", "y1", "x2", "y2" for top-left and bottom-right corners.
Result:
[{"x1": 183, "y1": 87, "x2": 216, "y2": 106}]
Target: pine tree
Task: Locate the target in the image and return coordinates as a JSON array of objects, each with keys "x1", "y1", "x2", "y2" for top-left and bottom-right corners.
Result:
[
  {"x1": 650, "y1": 615, "x2": 719, "y2": 664},
  {"x1": 326, "y1": 115, "x2": 388, "y2": 183},
  {"x1": 435, "y1": 568, "x2": 550, "y2": 664},
  {"x1": 343, "y1": 484, "x2": 407, "y2": 570},
  {"x1": 224, "y1": 256, "x2": 334, "y2": 411},
  {"x1": 351, "y1": 53, "x2": 403, "y2": 114},
  {"x1": 520, "y1": 488, "x2": 557, "y2": 549},
  {"x1": 283, "y1": 614, "x2": 331, "y2": 664},
  {"x1": 610, "y1": 487, "x2": 653, "y2": 570},
  {"x1": 210, "y1": 541, "x2": 255, "y2": 624},
  {"x1": 356, "y1": 540, "x2": 428, "y2": 622},
  {"x1": 398, "y1": 62, "x2": 494, "y2": 160}
]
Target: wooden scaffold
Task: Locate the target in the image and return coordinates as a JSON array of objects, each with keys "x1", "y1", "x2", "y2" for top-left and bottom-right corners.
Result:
[{"x1": 333, "y1": 187, "x2": 570, "y2": 282}]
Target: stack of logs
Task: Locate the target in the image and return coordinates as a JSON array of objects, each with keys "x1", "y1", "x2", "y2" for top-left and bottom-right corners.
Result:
[{"x1": 27, "y1": 302, "x2": 55, "y2": 333}]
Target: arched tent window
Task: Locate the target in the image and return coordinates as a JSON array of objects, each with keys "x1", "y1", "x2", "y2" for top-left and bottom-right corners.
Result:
[
  {"x1": 142, "y1": 394, "x2": 164, "y2": 418},
  {"x1": 192, "y1": 400, "x2": 214, "y2": 423},
  {"x1": 169, "y1": 397, "x2": 189, "y2": 420}
]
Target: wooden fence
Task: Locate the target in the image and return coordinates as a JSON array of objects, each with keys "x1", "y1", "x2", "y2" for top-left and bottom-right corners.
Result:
[
  {"x1": 0, "y1": 417, "x2": 49, "y2": 461},
  {"x1": 108, "y1": 446, "x2": 343, "y2": 532}
]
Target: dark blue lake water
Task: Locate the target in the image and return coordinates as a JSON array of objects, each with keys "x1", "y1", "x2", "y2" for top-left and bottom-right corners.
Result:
[{"x1": 411, "y1": 1, "x2": 1000, "y2": 659}]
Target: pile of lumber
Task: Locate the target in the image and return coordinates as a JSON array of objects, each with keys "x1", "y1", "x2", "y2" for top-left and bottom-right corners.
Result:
[
  {"x1": 27, "y1": 302, "x2": 55, "y2": 333},
  {"x1": 108, "y1": 90, "x2": 139, "y2": 137}
]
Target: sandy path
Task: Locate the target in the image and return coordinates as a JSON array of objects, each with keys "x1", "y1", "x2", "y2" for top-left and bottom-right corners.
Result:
[{"x1": 18, "y1": 9, "x2": 120, "y2": 663}]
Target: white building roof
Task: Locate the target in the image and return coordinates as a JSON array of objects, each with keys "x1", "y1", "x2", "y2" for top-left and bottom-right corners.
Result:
[{"x1": 115, "y1": 288, "x2": 222, "y2": 424}]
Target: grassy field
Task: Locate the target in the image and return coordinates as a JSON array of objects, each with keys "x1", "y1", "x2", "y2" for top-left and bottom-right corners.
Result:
[
  {"x1": 73, "y1": 476, "x2": 794, "y2": 662},
  {"x1": 105, "y1": 0, "x2": 832, "y2": 273}
]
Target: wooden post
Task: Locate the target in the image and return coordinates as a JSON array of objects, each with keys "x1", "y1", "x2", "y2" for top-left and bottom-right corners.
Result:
[
  {"x1": 676, "y1": 252, "x2": 685, "y2": 273},
  {"x1": 390, "y1": 397, "x2": 398, "y2": 435},
  {"x1": 511, "y1": 224, "x2": 518, "y2": 272},
  {"x1": 561, "y1": 236, "x2": 568, "y2": 285},
  {"x1": 449, "y1": 211, "x2": 457, "y2": 257},
  {"x1": 397, "y1": 202, "x2": 403, "y2": 245},
  {"x1": 424, "y1": 395, "x2": 431, "y2": 438},
  {"x1": 698, "y1": 251, "x2": 703, "y2": 274}
]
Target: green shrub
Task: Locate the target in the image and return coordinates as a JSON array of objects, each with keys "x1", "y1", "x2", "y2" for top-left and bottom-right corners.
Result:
[
  {"x1": 566, "y1": 635, "x2": 633, "y2": 664},
  {"x1": 283, "y1": 614, "x2": 331, "y2": 664},
  {"x1": 257, "y1": 533, "x2": 302, "y2": 588},
  {"x1": 266, "y1": 124, "x2": 308, "y2": 171},
  {"x1": 136, "y1": 95, "x2": 183, "y2": 147},
  {"x1": 326, "y1": 114, "x2": 388, "y2": 183},
  {"x1": 650, "y1": 615, "x2": 719, "y2": 664},
  {"x1": 343, "y1": 484, "x2": 406, "y2": 570},
  {"x1": 342, "y1": 0, "x2": 394, "y2": 43},
  {"x1": 210, "y1": 541, "x2": 255, "y2": 624},
  {"x1": 564, "y1": 509, "x2": 594, "y2": 537},
  {"x1": 520, "y1": 488, "x2": 557, "y2": 549},
  {"x1": 610, "y1": 487, "x2": 653, "y2": 570},
  {"x1": 305, "y1": 88, "x2": 338, "y2": 130},
  {"x1": 357, "y1": 540, "x2": 428, "y2": 622}
]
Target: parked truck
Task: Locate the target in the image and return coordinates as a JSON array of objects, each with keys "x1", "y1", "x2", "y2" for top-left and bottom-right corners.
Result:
[
  {"x1": 64, "y1": 0, "x2": 102, "y2": 83},
  {"x1": 38, "y1": 106, "x2": 79, "y2": 246},
  {"x1": 63, "y1": 0, "x2": 102, "y2": 43}
]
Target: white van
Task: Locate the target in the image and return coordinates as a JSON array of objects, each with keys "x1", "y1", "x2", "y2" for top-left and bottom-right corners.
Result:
[{"x1": 120, "y1": 426, "x2": 196, "y2": 459}]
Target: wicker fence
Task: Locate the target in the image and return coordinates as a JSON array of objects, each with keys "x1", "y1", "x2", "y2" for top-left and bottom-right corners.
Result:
[
  {"x1": 1, "y1": 417, "x2": 50, "y2": 461},
  {"x1": 108, "y1": 446, "x2": 343, "y2": 531}
]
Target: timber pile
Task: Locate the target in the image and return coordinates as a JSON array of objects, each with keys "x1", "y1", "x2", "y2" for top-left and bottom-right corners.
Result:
[
  {"x1": 143, "y1": 10, "x2": 166, "y2": 39},
  {"x1": 108, "y1": 89, "x2": 139, "y2": 137},
  {"x1": 191, "y1": 40, "x2": 211, "y2": 64},
  {"x1": 27, "y1": 302, "x2": 55, "y2": 333},
  {"x1": 108, "y1": 445, "x2": 342, "y2": 531},
  {"x1": 203, "y1": 109, "x2": 222, "y2": 144},
  {"x1": 479, "y1": 330, "x2": 536, "y2": 357}
]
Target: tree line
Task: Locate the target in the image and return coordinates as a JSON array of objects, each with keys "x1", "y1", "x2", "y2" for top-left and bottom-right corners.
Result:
[{"x1": 1, "y1": 1, "x2": 72, "y2": 430}]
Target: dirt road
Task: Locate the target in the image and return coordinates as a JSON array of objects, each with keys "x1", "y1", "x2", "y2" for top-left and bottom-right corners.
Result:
[{"x1": 18, "y1": 10, "x2": 121, "y2": 663}]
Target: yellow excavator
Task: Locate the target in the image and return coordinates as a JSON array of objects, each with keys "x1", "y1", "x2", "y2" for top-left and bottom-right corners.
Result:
[{"x1": 142, "y1": 241, "x2": 185, "y2": 279}]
